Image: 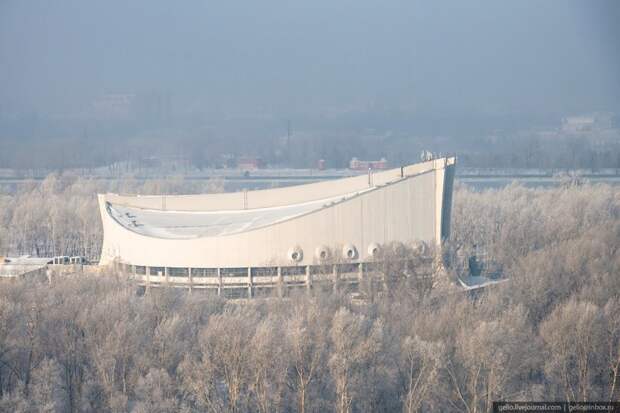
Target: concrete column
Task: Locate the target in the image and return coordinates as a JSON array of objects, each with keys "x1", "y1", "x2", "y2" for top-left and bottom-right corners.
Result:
[
  {"x1": 165, "y1": 267, "x2": 169, "y2": 285},
  {"x1": 217, "y1": 268, "x2": 222, "y2": 297},
  {"x1": 188, "y1": 267, "x2": 193, "y2": 293},
  {"x1": 358, "y1": 262, "x2": 368, "y2": 296},
  {"x1": 333, "y1": 264, "x2": 339, "y2": 292},
  {"x1": 277, "y1": 267, "x2": 283, "y2": 298},
  {"x1": 145, "y1": 267, "x2": 150, "y2": 293},
  {"x1": 306, "y1": 265, "x2": 312, "y2": 291},
  {"x1": 248, "y1": 267, "x2": 253, "y2": 299}
]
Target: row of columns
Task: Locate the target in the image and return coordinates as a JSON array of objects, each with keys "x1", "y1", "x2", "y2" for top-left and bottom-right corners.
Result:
[{"x1": 137, "y1": 263, "x2": 369, "y2": 297}]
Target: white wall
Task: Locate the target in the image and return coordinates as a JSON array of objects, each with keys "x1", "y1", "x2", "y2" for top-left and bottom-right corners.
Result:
[{"x1": 98, "y1": 157, "x2": 456, "y2": 268}]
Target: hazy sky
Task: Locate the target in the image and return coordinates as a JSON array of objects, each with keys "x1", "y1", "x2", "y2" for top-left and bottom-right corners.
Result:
[{"x1": 1, "y1": 0, "x2": 619, "y2": 117}]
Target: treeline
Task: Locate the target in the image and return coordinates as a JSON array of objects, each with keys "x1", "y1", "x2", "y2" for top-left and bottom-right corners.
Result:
[
  {"x1": 0, "y1": 181, "x2": 618, "y2": 412},
  {"x1": 2, "y1": 117, "x2": 620, "y2": 171}
]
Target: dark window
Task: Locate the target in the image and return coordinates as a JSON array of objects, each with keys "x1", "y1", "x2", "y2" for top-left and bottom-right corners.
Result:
[
  {"x1": 221, "y1": 267, "x2": 248, "y2": 277},
  {"x1": 251, "y1": 267, "x2": 278, "y2": 277},
  {"x1": 281, "y1": 266, "x2": 306, "y2": 276},
  {"x1": 309, "y1": 264, "x2": 333, "y2": 275},
  {"x1": 337, "y1": 263, "x2": 359, "y2": 273},
  {"x1": 168, "y1": 267, "x2": 189, "y2": 277},
  {"x1": 191, "y1": 268, "x2": 218, "y2": 277},
  {"x1": 222, "y1": 287, "x2": 248, "y2": 299},
  {"x1": 135, "y1": 266, "x2": 146, "y2": 275},
  {"x1": 149, "y1": 267, "x2": 164, "y2": 276}
]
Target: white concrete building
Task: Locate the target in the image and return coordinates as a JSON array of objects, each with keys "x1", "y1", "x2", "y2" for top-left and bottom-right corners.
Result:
[{"x1": 98, "y1": 157, "x2": 456, "y2": 296}]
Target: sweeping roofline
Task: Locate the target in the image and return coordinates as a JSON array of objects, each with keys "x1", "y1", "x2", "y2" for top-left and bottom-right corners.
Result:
[
  {"x1": 97, "y1": 156, "x2": 456, "y2": 267},
  {"x1": 103, "y1": 172, "x2": 420, "y2": 240},
  {"x1": 100, "y1": 156, "x2": 456, "y2": 213}
]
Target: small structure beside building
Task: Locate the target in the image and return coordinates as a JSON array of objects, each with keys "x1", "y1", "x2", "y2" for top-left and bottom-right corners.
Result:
[
  {"x1": 0, "y1": 255, "x2": 91, "y2": 281},
  {"x1": 349, "y1": 157, "x2": 388, "y2": 171},
  {"x1": 0, "y1": 256, "x2": 51, "y2": 280}
]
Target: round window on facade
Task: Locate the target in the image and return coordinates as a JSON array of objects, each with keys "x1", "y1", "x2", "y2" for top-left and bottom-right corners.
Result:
[
  {"x1": 315, "y1": 245, "x2": 330, "y2": 261},
  {"x1": 412, "y1": 240, "x2": 428, "y2": 256},
  {"x1": 288, "y1": 247, "x2": 303, "y2": 262},
  {"x1": 367, "y1": 242, "x2": 380, "y2": 257},
  {"x1": 342, "y1": 244, "x2": 358, "y2": 260}
]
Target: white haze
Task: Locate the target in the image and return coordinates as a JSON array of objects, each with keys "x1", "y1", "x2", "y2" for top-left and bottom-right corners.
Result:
[{"x1": 1, "y1": 0, "x2": 619, "y2": 118}]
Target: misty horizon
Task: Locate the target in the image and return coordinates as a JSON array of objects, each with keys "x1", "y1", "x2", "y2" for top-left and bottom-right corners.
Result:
[{"x1": 1, "y1": 0, "x2": 619, "y2": 119}]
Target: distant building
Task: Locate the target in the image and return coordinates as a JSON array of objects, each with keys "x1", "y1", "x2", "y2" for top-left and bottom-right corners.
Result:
[
  {"x1": 561, "y1": 113, "x2": 613, "y2": 133},
  {"x1": 140, "y1": 157, "x2": 163, "y2": 169},
  {"x1": 92, "y1": 93, "x2": 136, "y2": 119},
  {"x1": 237, "y1": 157, "x2": 265, "y2": 171},
  {"x1": 349, "y1": 157, "x2": 388, "y2": 171}
]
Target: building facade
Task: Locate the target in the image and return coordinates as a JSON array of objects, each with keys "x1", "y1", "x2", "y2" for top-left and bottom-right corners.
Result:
[{"x1": 98, "y1": 156, "x2": 456, "y2": 296}]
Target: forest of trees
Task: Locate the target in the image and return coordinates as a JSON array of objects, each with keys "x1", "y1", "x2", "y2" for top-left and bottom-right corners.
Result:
[
  {"x1": 2, "y1": 115, "x2": 620, "y2": 171},
  {"x1": 0, "y1": 178, "x2": 619, "y2": 412}
]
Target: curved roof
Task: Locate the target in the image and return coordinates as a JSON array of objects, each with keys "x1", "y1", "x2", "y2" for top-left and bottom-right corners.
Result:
[
  {"x1": 101, "y1": 157, "x2": 455, "y2": 212},
  {"x1": 106, "y1": 189, "x2": 373, "y2": 239}
]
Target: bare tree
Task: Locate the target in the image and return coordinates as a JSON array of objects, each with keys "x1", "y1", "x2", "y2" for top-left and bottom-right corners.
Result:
[
  {"x1": 540, "y1": 299, "x2": 604, "y2": 402},
  {"x1": 284, "y1": 302, "x2": 329, "y2": 413},
  {"x1": 602, "y1": 298, "x2": 620, "y2": 402},
  {"x1": 132, "y1": 368, "x2": 180, "y2": 413},
  {"x1": 248, "y1": 316, "x2": 288, "y2": 413},
  {"x1": 329, "y1": 308, "x2": 384, "y2": 413},
  {"x1": 194, "y1": 308, "x2": 257, "y2": 413},
  {"x1": 400, "y1": 336, "x2": 444, "y2": 413}
]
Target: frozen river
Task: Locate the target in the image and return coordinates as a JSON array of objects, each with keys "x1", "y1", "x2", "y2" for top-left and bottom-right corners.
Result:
[{"x1": 1, "y1": 170, "x2": 620, "y2": 194}]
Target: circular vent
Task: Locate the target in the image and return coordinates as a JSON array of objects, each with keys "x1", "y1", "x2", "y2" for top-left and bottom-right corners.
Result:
[
  {"x1": 315, "y1": 245, "x2": 330, "y2": 261},
  {"x1": 342, "y1": 244, "x2": 358, "y2": 260},
  {"x1": 367, "y1": 242, "x2": 380, "y2": 257},
  {"x1": 288, "y1": 247, "x2": 303, "y2": 262},
  {"x1": 412, "y1": 240, "x2": 428, "y2": 255}
]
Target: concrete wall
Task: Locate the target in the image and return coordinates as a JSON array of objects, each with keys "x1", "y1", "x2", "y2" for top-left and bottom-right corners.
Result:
[{"x1": 98, "y1": 157, "x2": 456, "y2": 268}]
